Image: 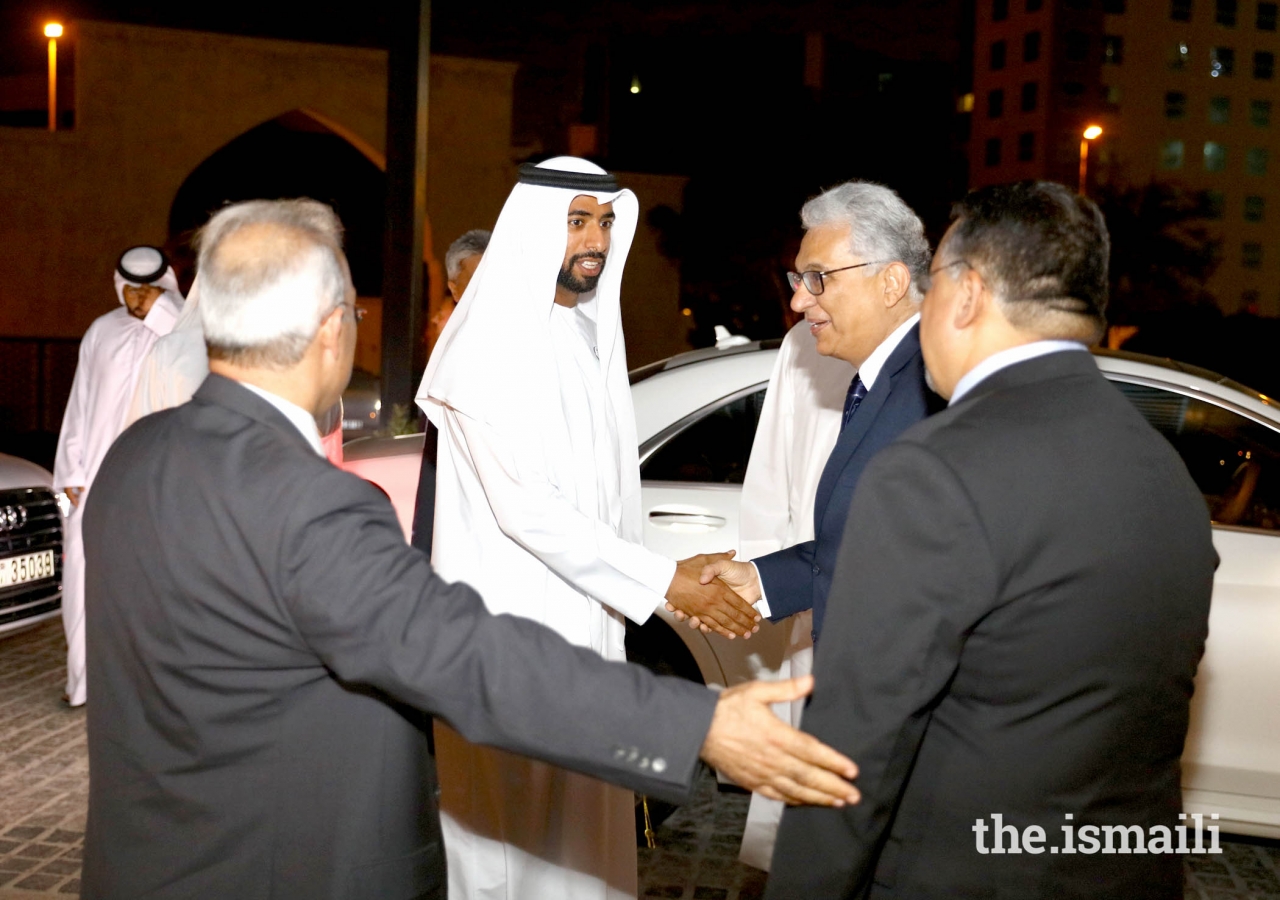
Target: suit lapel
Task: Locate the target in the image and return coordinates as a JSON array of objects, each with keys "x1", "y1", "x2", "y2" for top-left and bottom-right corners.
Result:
[{"x1": 813, "y1": 325, "x2": 922, "y2": 526}]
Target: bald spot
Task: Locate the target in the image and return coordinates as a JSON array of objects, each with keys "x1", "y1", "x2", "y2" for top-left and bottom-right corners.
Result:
[{"x1": 208, "y1": 221, "x2": 328, "y2": 293}]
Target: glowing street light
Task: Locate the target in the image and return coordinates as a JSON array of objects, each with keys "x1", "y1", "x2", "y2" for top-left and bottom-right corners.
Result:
[
  {"x1": 45, "y1": 23, "x2": 63, "y2": 132},
  {"x1": 1078, "y1": 124, "x2": 1103, "y2": 195}
]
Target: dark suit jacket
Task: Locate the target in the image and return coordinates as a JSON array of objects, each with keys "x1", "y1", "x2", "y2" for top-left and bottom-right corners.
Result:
[
  {"x1": 754, "y1": 324, "x2": 940, "y2": 638},
  {"x1": 766, "y1": 350, "x2": 1217, "y2": 900},
  {"x1": 81, "y1": 375, "x2": 716, "y2": 900}
]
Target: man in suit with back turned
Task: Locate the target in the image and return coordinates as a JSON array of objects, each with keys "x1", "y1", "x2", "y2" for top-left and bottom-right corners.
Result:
[
  {"x1": 79, "y1": 198, "x2": 861, "y2": 900},
  {"x1": 690, "y1": 181, "x2": 941, "y2": 641},
  {"x1": 766, "y1": 181, "x2": 1217, "y2": 899}
]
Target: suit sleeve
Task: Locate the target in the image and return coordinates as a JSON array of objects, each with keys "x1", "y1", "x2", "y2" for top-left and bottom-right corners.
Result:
[
  {"x1": 445, "y1": 406, "x2": 676, "y2": 625},
  {"x1": 752, "y1": 540, "x2": 817, "y2": 621},
  {"x1": 278, "y1": 470, "x2": 715, "y2": 804},
  {"x1": 766, "y1": 442, "x2": 998, "y2": 899}
]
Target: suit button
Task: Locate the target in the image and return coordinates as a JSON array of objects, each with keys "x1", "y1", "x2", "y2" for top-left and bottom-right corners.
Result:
[
  {"x1": 639, "y1": 757, "x2": 650, "y2": 770},
  {"x1": 613, "y1": 746, "x2": 627, "y2": 760},
  {"x1": 651, "y1": 758, "x2": 667, "y2": 774},
  {"x1": 626, "y1": 747, "x2": 639, "y2": 763},
  {"x1": 811, "y1": 565, "x2": 820, "y2": 575}
]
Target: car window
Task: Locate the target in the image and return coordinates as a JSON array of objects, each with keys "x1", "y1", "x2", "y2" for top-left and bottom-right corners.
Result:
[
  {"x1": 1112, "y1": 380, "x2": 1280, "y2": 532},
  {"x1": 640, "y1": 389, "x2": 768, "y2": 484}
]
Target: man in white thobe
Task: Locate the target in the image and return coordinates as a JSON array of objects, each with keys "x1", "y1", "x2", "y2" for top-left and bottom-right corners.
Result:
[
  {"x1": 736, "y1": 319, "x2": 848, "y2": 869},
  {"x1": 416, "y1": 157, "x2": 762, "y2": 900},
  {"x1": 127, "y1": 276, "x2": 206, "y2": 426},
  {"x1": 53, "y1": 246, "x2": 183, "y2": 706}
]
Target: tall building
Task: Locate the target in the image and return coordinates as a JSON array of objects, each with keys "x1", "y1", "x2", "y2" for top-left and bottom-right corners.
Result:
[{"x1": 970, "y1": 0, "x2": 1280, "y2": 314}]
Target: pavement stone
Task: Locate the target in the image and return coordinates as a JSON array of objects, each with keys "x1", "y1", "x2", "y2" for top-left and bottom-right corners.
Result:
[{"x1": 3, "y1": 619, "x2": 1279, "y2": 898}]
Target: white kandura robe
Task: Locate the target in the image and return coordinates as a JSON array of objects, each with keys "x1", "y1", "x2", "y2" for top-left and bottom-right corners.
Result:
[
  {"x1": 736, "y1": 320, "x2": 849, "y2": 870},
  {"x1": 127, "y1": 278, "x2": 207, "y2": 426},
  {"x1": 432, "y1": 299, "x2": 674, "y2": 900},
  {"x1": 53, "y1": 290, "x2": 181, "y2": 706}
]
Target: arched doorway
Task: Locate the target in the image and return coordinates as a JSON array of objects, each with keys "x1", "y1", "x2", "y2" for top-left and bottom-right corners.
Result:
[{"x1": 169, "y1": 109, "x2": 386, "y2": 297}]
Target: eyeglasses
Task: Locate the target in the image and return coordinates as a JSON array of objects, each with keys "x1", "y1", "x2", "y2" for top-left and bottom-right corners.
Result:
[
  {"x1": 927, "y1": 259, "x2": 970, "y2": 279},
  {"x1": 786, "y1": 261, "x2": 886, "y2": 296},
  {"x1": 341, "y1": 303, "x2": 367, "y2": 324}
]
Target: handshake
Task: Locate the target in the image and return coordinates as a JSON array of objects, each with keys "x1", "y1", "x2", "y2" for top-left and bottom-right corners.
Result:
[{"x1": 664, "y1": 551, "x2": 765, "y2": 640}]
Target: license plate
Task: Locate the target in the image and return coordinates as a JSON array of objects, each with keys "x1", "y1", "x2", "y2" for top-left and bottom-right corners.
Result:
[{"x1": 0, "y1": 550, "x2": 55, "y2": 588}]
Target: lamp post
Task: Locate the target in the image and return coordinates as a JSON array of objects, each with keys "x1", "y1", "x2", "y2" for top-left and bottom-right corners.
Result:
[
  {"x1": 1078, "y1": 124, "x2": 1103, "y2": 196},
  {"x1": 45, "y1": 23, "x2": 62, "y2": 132}
]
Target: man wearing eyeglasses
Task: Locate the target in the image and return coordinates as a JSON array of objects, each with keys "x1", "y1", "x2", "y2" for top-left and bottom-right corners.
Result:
[{"x1": 691, "y1": 181, "x2": 941, "y2": 644}]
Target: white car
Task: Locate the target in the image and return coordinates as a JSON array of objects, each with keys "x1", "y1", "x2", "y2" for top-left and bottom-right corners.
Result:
[
  {"x1": 0, "y1": 453, "x2": 63, "y2": 637},
  {"x1": 343, "y1": 342, "x2": 1280, "y2": 839}
]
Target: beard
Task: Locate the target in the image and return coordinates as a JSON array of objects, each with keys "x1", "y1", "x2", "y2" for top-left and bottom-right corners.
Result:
[{"x1": 557, "y1": 252, "x2": 606, "y2": 295}]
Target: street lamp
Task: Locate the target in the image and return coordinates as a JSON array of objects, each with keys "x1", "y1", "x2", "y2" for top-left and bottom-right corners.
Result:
[
  {"x1": 45, "y1": 23, "x2": 63, "y2": 132},
  {"x1": 1079, "y1": 124, "x2": 1103, "y2": 195}
]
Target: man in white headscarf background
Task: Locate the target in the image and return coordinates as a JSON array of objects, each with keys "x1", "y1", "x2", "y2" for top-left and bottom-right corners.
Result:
[
  {"x1": 735, "y1": 318, "x2": 849, "y2": 870},
  {"x1": 417, "y1": 157, "x2": 764, "y2": 900},
  {"x1": 53, "y1": 245, "x2": 183, "y2": 706}
]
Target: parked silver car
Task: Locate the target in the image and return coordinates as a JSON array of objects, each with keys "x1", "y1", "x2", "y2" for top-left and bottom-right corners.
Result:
[
  {"x1": 0, "y1": 453, "x2": 62, "y2": 637},
  {"x1": 343, "y1": 342, "x2": 1280, "y2": 839}
]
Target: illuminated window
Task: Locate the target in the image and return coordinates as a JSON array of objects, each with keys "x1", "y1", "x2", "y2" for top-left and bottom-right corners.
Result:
[
  {"x1": 1211, "y1": 46, "x2": 1235, "y2": 76},
  {"x1": 1247, "y1": 147, "x2": 1269, "y2": 174},
  {"x1": 1103, "y1": 35, "x2": 1125, "y2": 63},
  {"x1": 994, "y1": 0, "x2": 1009, "y2": 20},
  {"x1": 1205, "y1": 141, "x2": 1227, "y2": 171},
  {"x1": 1170, "y1": 41, "x2": 1191, "y2": 69},
  {"x1": 1217, "y1": 0, "x2": 1238, "y2": 25},
  {"x1": 1171, "y1": 0, "x2": 1193, "y2": 19},
  {"x1": 1259, "y1": 2, "x2": 1278, "y2": 29},
  {"x1": 958, "y1": 92, "x2": 976, "y2": 112},
  {"x1": 1021, "y1": 81, "x2": 1039, "y2": 111},
  {"x1": 991, "y1": 40, "x2": 1007, "y2": 70},
  {"x1": 1210, "y1": 95, "x2": 1231, "y2": 122},
  {"x1": 988, "y1": 89, "x2": 1005, "y2": 118},
  {"x1": 1024, "y1": 31, "x2": 1042, "y2": 62},
  {"x1": 1243, "y1": 242, "x2": 1263, "y2": 268},
  {"x1": 1167, "y1": 91, "x2": 1189, "y2": 117},
  {"x1": 1255, "y1": 51, "x2": 1275, "y2": 78},
  {"x1": 985, "y1": 137, "x2": 1003, "y2": 166},
  {"x1": 1245, "y1": 195, "x2": 1265, "y2": 221},
  {"x1": 1251, "y1": 99, "x2": 1272, "y2": 126},
  {"x1": 1162, "y1": 139, "x2": 1186, "y2": 168}
]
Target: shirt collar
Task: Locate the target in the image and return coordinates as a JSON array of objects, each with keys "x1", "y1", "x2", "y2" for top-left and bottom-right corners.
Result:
[
  {"x1": 949, "y1": 340, "x2": 1089, "y2": 405},
  {"x1": 858, "y1": 312, "x2": 920, "y2": 390},
  {"x1": 239, "y1": 383, "x2": 326, "y2": 456}
]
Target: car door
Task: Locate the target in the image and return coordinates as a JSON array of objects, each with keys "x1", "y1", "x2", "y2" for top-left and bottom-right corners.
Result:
[
  {"x1": 1108, "y1": 377, "x2": 1280, "y2": 837},
  {"x1": 637, "y1": 385, "x2": 768, "y2": 561}
]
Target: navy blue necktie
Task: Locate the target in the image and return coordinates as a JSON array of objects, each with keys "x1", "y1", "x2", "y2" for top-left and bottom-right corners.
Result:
[{"x1": 841, "y1": 374, "x2": 868, "y2": 432}]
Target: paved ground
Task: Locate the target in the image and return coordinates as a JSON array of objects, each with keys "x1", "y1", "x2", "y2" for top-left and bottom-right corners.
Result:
[{"x1": 1, "y1": 619, "x2": 1278, "y2": 899}]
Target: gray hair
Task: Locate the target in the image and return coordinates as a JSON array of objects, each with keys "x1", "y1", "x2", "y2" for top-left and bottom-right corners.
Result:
[
  {"x1": 197, "y1": 199, "x2": 348, "y2": 368},
  {"x1": 445, "y1": 229, "x2": 491, "y2": 280},
  {"x1": 800, "y1": 181, "x2": 931, "y2": 301}
]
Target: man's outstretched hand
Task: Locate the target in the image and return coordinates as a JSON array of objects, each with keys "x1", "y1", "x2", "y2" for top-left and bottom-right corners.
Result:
[
  {"x1": 665, "y1": 552, "x2": 760, "y2": 639},
  {"x1": 700, "y1": 675, "x2": 860, "y2": 807}
]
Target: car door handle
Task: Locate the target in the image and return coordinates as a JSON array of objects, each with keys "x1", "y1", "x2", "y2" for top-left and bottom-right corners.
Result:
[{"x1": 648, "y1": 512, "x2": 727, "y2": 531}]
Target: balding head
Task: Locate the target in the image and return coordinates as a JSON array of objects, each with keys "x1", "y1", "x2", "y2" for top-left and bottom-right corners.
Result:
[{"x1": 198, "y1": 199, "x2": 349, "y2": 369}]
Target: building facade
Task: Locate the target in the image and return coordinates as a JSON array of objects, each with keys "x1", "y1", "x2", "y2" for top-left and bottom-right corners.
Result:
[{"x1": 970, "y1": 0, "x2": 1280, "y2": 314}]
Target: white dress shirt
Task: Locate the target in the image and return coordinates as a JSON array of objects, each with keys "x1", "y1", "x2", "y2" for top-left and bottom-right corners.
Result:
[
  {"x1": 240, "y1": 383, "x2": 325, "y2": 457},
  {"x1": 949, "y1": 340, "x2": 1088, "y2": 405}
]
